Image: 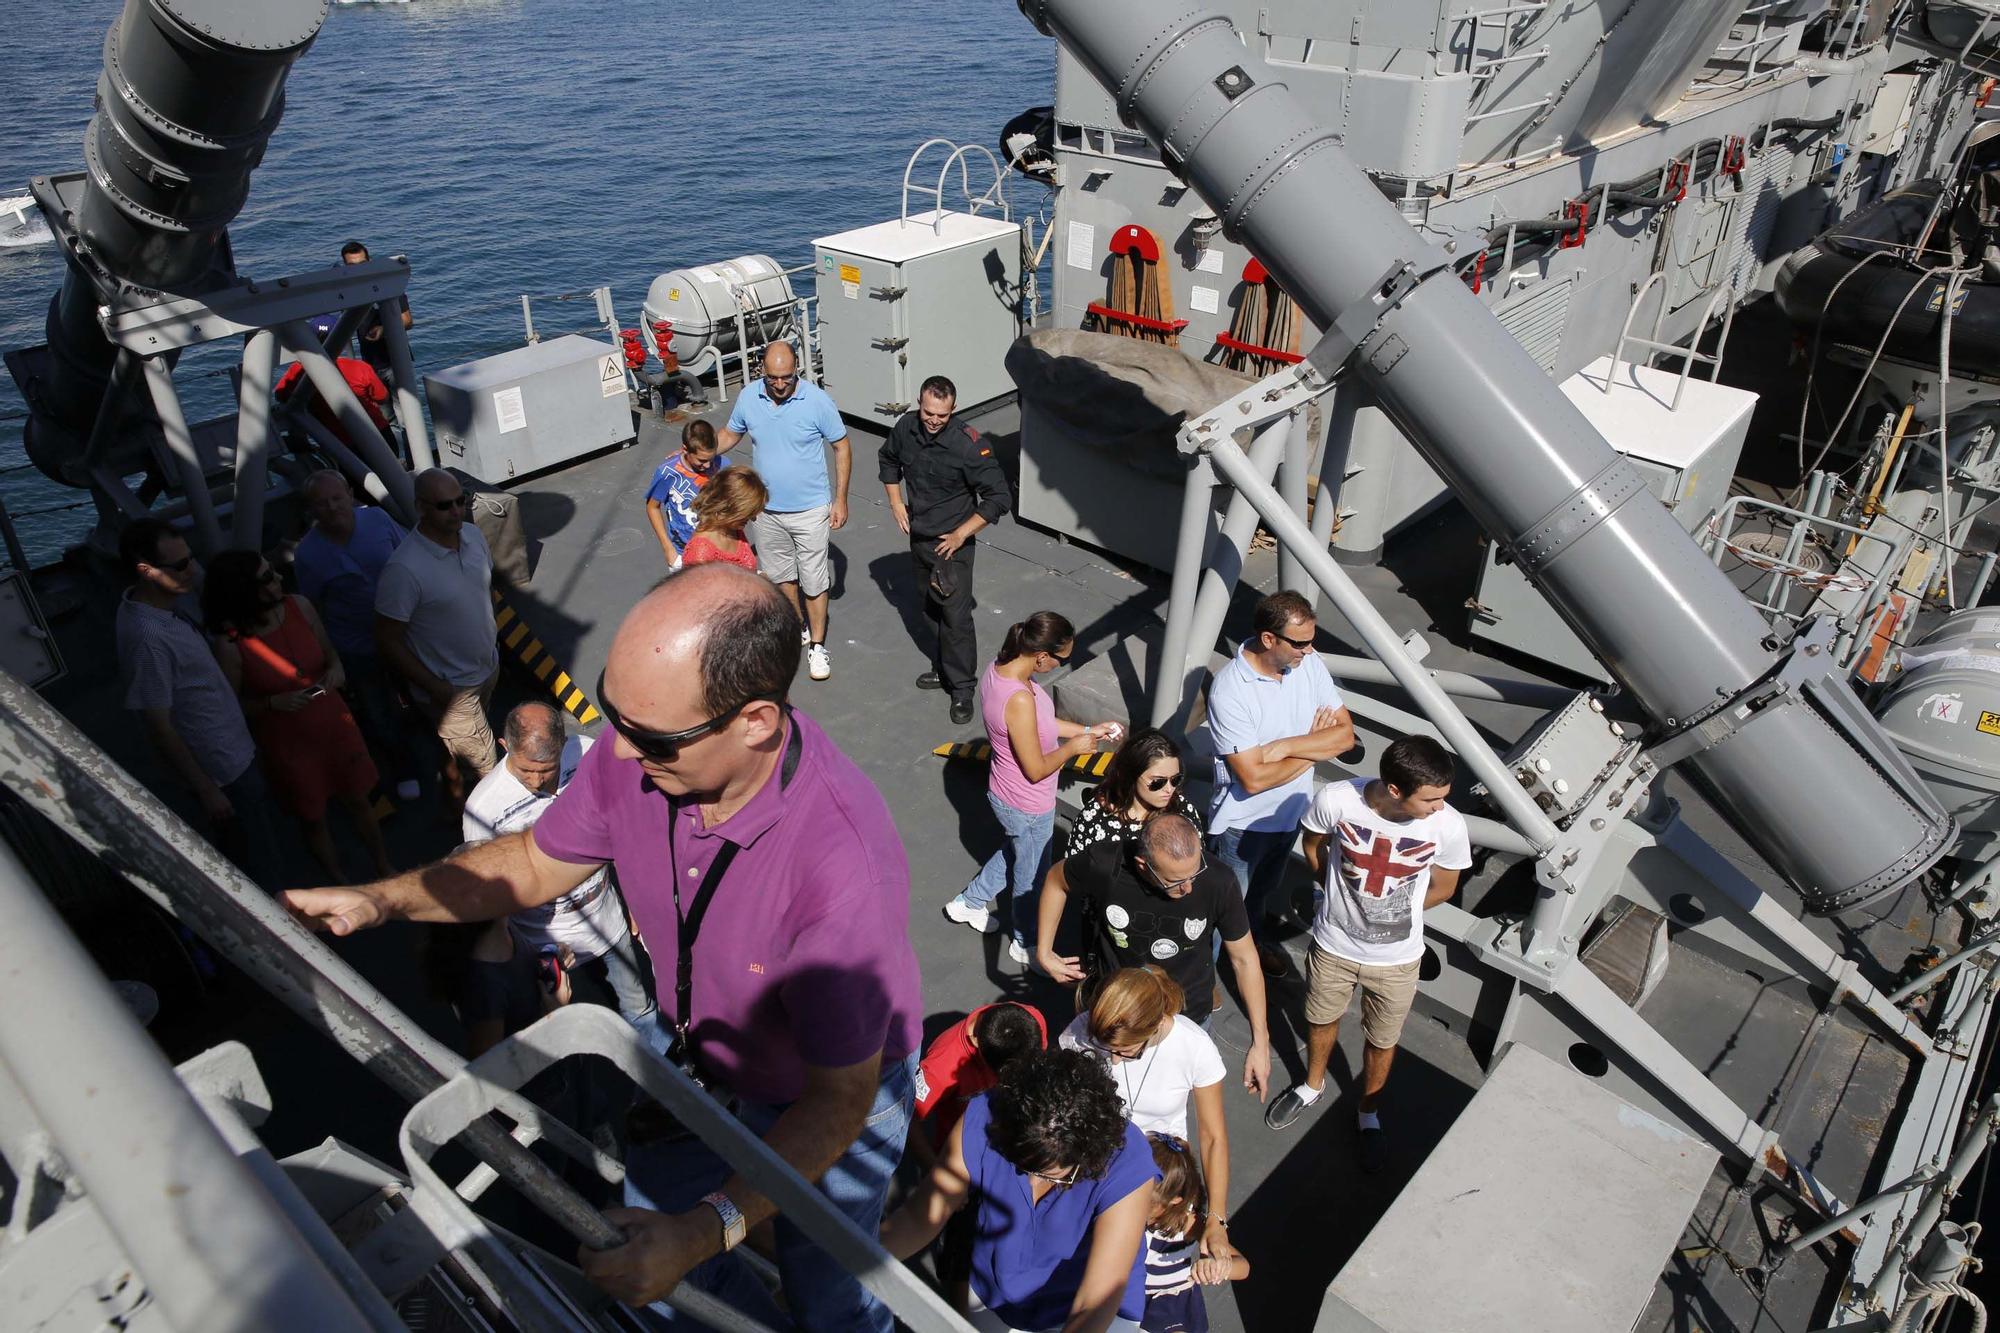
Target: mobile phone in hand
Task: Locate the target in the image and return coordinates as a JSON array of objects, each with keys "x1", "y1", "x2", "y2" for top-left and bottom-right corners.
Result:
[
  {"x1": 302, "y1": 685, "x2": 327, "y2": 700},
  {"x1": 536, "y1": 945, "x2": 565, "y2": 996}
]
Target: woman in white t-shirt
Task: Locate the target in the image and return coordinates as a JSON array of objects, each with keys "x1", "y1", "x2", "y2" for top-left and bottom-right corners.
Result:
[{"x1": 1060, "y1": 966, "x2": 1240, "y2": 1276}]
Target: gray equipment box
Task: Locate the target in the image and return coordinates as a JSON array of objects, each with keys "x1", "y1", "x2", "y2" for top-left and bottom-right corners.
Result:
[
  {"x1": 813, "y1": 210, "x2": 1021, "y2": 427},
  {"x1": 425, "y1": 334, "x2": 634, "y2": 482},
  {"x1": 1470, "y1": 356, "x2": 1755, "y2": 681}
]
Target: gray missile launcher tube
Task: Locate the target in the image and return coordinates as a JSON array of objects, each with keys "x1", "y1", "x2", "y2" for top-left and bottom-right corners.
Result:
[
  {"x1": 1020, "y1": 0, "x2": 1951, "y2": 913},
  {"x1": 28, "y1": 0, "x2": 325, "y2": 471}
]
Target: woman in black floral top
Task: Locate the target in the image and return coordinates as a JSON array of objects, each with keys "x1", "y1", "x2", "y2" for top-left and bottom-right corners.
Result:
[{"x1": 1063, "y1": 727, "x2": 1205, "y2": 859}]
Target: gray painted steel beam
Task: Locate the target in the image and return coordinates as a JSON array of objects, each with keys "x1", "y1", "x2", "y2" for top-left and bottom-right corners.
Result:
[
  {"x1": 1202, "y1": 432, "x2": 1562, "y2": 851},
  {"x1": 231, "y1": 328, "x2": 277, "y2": 550},
  {"x1": 1020, "y1": 0, "x2": 1951, "y2": 914},
  {"x1": 0, "y1": 840, "x2": 379, "y2": 1331}
]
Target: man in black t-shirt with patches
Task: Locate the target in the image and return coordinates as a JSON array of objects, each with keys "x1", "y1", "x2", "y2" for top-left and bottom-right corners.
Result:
[{"x1": 1037, "y1": 812, "x2": 1271, "y2": 1099}]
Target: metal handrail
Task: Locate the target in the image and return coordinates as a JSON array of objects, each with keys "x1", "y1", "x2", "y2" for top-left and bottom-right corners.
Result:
[
  {"x1": 401, "y1": 1006, "x2": 978, "y2": 1333},
  {"x1": 1607, "y1": 273, "x2": 1738, "y2": 411},
  {"x1": 901, "y1": 139, "x2": 1010, "y2": 232}
]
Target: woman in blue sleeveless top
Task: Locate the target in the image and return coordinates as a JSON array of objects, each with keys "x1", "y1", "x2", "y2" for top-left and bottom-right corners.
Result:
[{"x1": 882, "y1": 1047, "x2": 1158, "y2": 1332}]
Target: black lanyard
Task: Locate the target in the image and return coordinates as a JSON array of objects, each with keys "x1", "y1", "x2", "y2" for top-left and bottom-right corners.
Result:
[{"x1": 667, "y1": 712, "x2": 803, "y2": 1044}]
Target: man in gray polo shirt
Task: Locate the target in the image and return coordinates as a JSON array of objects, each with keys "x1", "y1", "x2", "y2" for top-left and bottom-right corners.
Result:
[
  {"x1": 376, "y1": 469, "x2": 501, "y2": 812},
  {"x1": 115, "y1": 518, "x2": 284, "y2": 889}
]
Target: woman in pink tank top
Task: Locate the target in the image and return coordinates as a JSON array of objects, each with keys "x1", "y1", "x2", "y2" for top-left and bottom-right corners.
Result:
[{"x1": 944, "y1": 611, "x2": 1119, "y2": 965}]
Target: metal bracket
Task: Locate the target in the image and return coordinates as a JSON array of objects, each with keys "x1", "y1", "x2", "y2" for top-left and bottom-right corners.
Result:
[
  {"x1": 100, "y1": 256, "x2": 413, "y2": 355},
  {"x1": 1176, "y1": 360, "x2": 1335, "y2": 458},
  {"x1": 874, "y1": 400, "x2": 911, "y2": 416},
  {"x1": 1646, "y1": 618, "x2": 1838, "y2": 771},
  {"x1": 1304, "y1": 253, "x2": 1448, "y2": 379},
  {"x1": 870, "y1": 285, "x2": 908, "y2": 301},
  {"x1": 871, "y1": 336, "x2": 910, "y2": 351}
]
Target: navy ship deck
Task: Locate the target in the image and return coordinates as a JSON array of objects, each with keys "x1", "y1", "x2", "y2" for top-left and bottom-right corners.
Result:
[{"x1": 21, "y1": 388, "x2": 1972, "y2": 1333}]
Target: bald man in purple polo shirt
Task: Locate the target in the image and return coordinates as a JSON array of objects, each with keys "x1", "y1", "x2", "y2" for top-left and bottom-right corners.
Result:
[{"x1": 286, "y1": 565, "x2": 922, "y2": 1330}]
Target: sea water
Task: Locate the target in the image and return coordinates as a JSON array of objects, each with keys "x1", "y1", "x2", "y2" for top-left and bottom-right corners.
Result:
[{"x1": 0, "y1": 0, "x2": 1053, "y2": 564}]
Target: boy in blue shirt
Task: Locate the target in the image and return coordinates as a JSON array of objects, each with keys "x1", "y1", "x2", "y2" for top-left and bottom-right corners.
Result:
[{"x1": 643, "y1": 419, "x2": 726, "y2": 567}]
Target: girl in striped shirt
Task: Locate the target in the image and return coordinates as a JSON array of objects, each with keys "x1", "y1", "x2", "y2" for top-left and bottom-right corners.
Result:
[{"x1": 1142, "y1": 1133, "x2": 1249, "y2": 1332}]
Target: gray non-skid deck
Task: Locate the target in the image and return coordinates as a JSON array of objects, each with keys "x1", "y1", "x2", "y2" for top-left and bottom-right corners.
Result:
[{"x1": 23, "y1": 388, "x2": 1965, "y2": 1332}]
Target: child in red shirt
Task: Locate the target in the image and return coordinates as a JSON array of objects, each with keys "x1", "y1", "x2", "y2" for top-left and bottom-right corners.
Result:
[
  {"x1": 680, "y1": 466, "x2": 767, "y2": 572},
  {"x1": 912, "y1": 1001, "x2": 1047, "y2": 1312}
]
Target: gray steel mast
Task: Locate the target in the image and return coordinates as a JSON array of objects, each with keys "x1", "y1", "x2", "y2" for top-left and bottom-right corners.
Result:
[{"x1": 1018, "y1": 0, "x2": 1953, "y2": 914}]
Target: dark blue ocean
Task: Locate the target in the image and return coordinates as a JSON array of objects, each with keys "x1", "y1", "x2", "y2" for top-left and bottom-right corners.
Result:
[{"x1": 0, "y1": 0, "x2": 1053, "y2": 563}]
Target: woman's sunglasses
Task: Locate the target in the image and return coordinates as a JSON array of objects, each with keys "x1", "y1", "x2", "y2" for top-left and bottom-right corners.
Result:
[{"x1": 1144, "y1": 773, "x2": 1184, "y2": 793}]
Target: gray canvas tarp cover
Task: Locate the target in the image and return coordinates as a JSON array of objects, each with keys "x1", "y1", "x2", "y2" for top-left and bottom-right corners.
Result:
[{"x1": 1005, "y1": 329, "x2": 1252, "y2": 481}]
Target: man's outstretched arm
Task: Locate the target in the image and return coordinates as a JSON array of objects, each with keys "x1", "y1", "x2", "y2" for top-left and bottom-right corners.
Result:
[{"x1": 283, "y1": 829, "x2": 598, "y2": 934}]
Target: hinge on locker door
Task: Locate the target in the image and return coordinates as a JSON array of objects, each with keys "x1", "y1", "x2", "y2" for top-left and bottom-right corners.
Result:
[{"x1": 871, "y1": 336, "x2": 910, "y2": 351}]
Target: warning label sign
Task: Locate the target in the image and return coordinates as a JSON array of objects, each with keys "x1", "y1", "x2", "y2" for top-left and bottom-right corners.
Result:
[
  {"x1": 1979, "y1": 710, "x2": 2000, "y2": 736},
  {"x1": 838, "y1": 263, "x2": 862, "y2": 285},
  {"x1": 600, "y1": 354, "x2": 624, "y2": 399}
]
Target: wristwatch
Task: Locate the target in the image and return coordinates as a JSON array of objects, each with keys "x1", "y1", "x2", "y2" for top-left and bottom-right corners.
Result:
[{"x1": 701, "y1": 1191, "x2": 747, "y2": 1252}]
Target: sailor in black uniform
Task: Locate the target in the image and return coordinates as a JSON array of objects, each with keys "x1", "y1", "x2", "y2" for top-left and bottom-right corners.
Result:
[{"x1": 878, "y1": 374, "x2": 1011, "y2": 726}]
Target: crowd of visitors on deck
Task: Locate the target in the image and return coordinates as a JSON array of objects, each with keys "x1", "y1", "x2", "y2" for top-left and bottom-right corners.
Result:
[{"x1": 114, "y1": 332, "x2": 1470, "y2": 1332}]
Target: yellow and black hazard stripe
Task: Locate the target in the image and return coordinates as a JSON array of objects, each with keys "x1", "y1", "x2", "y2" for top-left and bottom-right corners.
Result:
[
  {"x1": 491, "y1": 590, "x2": 600, "y2": 725},
  {"x1": 931, "y1": 739, "x2": 1113, "y2": 779}
]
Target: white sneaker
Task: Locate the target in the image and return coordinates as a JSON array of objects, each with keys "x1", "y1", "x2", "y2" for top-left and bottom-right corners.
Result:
[
  {"x1": 394, "y1": 779, "x2": 421, "y2": 802},
  {"x1": 1007, "y1": 938, "x2": 1032, "y2": 967},
  {"x1": 800, "y1": 628, "x2": 811, "y2": 646},
  {"x1": 807, "y1": 642, "x2": 831, "y2": 680},
  {"x1": 943, "y1": 897, "x2": 998, "y2": 934}
]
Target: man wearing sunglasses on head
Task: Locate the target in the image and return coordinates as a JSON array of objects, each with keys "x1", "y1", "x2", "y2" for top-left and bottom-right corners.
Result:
[
  {"x1": 1204, "y1": 589, "x2": 1354, "y2": 979},
  {"x1": 287, "y1": 565, "x2": 922, "y2": 1332},
  {"x1": 375, "y1": 469, "x2": 501, "y2": 812},
  {"x1": 1037, "y1": 813, "x2": 1271, "y2": 1101}
]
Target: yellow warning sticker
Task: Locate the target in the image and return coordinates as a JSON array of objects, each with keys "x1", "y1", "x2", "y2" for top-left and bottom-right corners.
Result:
[
  {"x1": 1979, "y1": 710, "x2": 2000, "y2": 736},
  {"x1": 667, "y1": 287, "x2": 681, "y2": 301},
  {"x1": 838, "y1": 263, "x2": 862, "y2": 285}
]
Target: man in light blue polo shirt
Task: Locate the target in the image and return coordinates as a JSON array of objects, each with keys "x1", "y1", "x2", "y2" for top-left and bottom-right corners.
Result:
[
  {"x1": 717, "y1": 341, "x2": 850, "y2": 682},
  {"x1": 1205, "y1": 589, "x2": 1355, "y2": 977}
]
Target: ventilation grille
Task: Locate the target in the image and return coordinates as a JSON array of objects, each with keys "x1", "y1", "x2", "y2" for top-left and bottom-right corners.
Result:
[
  {"x1": 1496, "y1": 277, "x2": 1572, "y2": 374},
  {"x1": 1730, "y1": 143, "x2": 1797, "y2": 292}
]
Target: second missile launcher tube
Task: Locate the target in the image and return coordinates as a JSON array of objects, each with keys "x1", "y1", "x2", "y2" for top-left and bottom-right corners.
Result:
[{"x1": 1019, "y1": 0, "x2": 1951, "y2": 913}]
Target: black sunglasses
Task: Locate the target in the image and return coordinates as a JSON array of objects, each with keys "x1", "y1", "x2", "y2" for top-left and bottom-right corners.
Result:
[
  {"x1": 1144, "y1": 773, "x2": 1184, "y2": 793},
  {"x1": 152, "y1": 554, "x2": 195, "y2": 573},
  {"x1": 1274, "y1": 631, "x2": 1315, "y2": 651},
  {"x1": 427, "y1": 495, "x2": 468, "y2": 512},
  {"x1": 597, "y1": 671, "x2": 777, "y2": 762}
]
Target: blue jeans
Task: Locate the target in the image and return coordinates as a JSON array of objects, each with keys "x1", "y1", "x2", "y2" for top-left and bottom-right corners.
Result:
[
  {"x1": 960, "y1": 793, "x2": 1055, "y2": 945},
  {"x1": 1209, "y1": 825, "x2": 1296, "y2": 932},
  {"x1": 624, "y1": 1052, "x2": 917, "y2": 1332}
]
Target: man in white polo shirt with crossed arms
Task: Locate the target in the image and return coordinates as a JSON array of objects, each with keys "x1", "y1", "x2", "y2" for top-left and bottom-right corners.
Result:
[{"x1": 1263, "y1": 735, "x2": 1470, "y2": 1173}]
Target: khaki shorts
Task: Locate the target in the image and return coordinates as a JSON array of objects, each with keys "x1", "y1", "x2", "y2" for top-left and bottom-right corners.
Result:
[
  {"x1": 431, "y1": 670, "x2": 499, "y2": 778},
  {"x1": 1304, "y1": 944, "x2": 1421, "y2": 1049},
  {"x1": 756, "y1": 505, "x2": 832, "y2": 597}
]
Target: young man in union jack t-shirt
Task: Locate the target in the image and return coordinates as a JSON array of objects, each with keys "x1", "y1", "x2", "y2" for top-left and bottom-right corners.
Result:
[{"x1": 1263, "y1": 736, "x2": 1470, "y2": 1170}]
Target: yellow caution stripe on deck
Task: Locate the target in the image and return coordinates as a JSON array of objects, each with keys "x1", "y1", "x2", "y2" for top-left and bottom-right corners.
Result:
[
  {"x1": 491, "y1": 590, "x2": 600, "y2": 725},
  {"x1": 931, "y1": 739, "x2": 1112, "y2": 778}
]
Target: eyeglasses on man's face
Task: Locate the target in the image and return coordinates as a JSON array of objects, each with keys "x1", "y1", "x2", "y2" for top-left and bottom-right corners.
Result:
[
  {"x1": 1144, "y1": 853, "x2": 1207, "y2": 893},
  {"x1": 598, "y1": 671, "x2": 776, "y2": 763},
  {"x1": 1273, "y1": 629, "x2": 1315, "y2": 651},
  {"x1": 426, "y1": 494, "x2": 468, "y2": 512}
]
